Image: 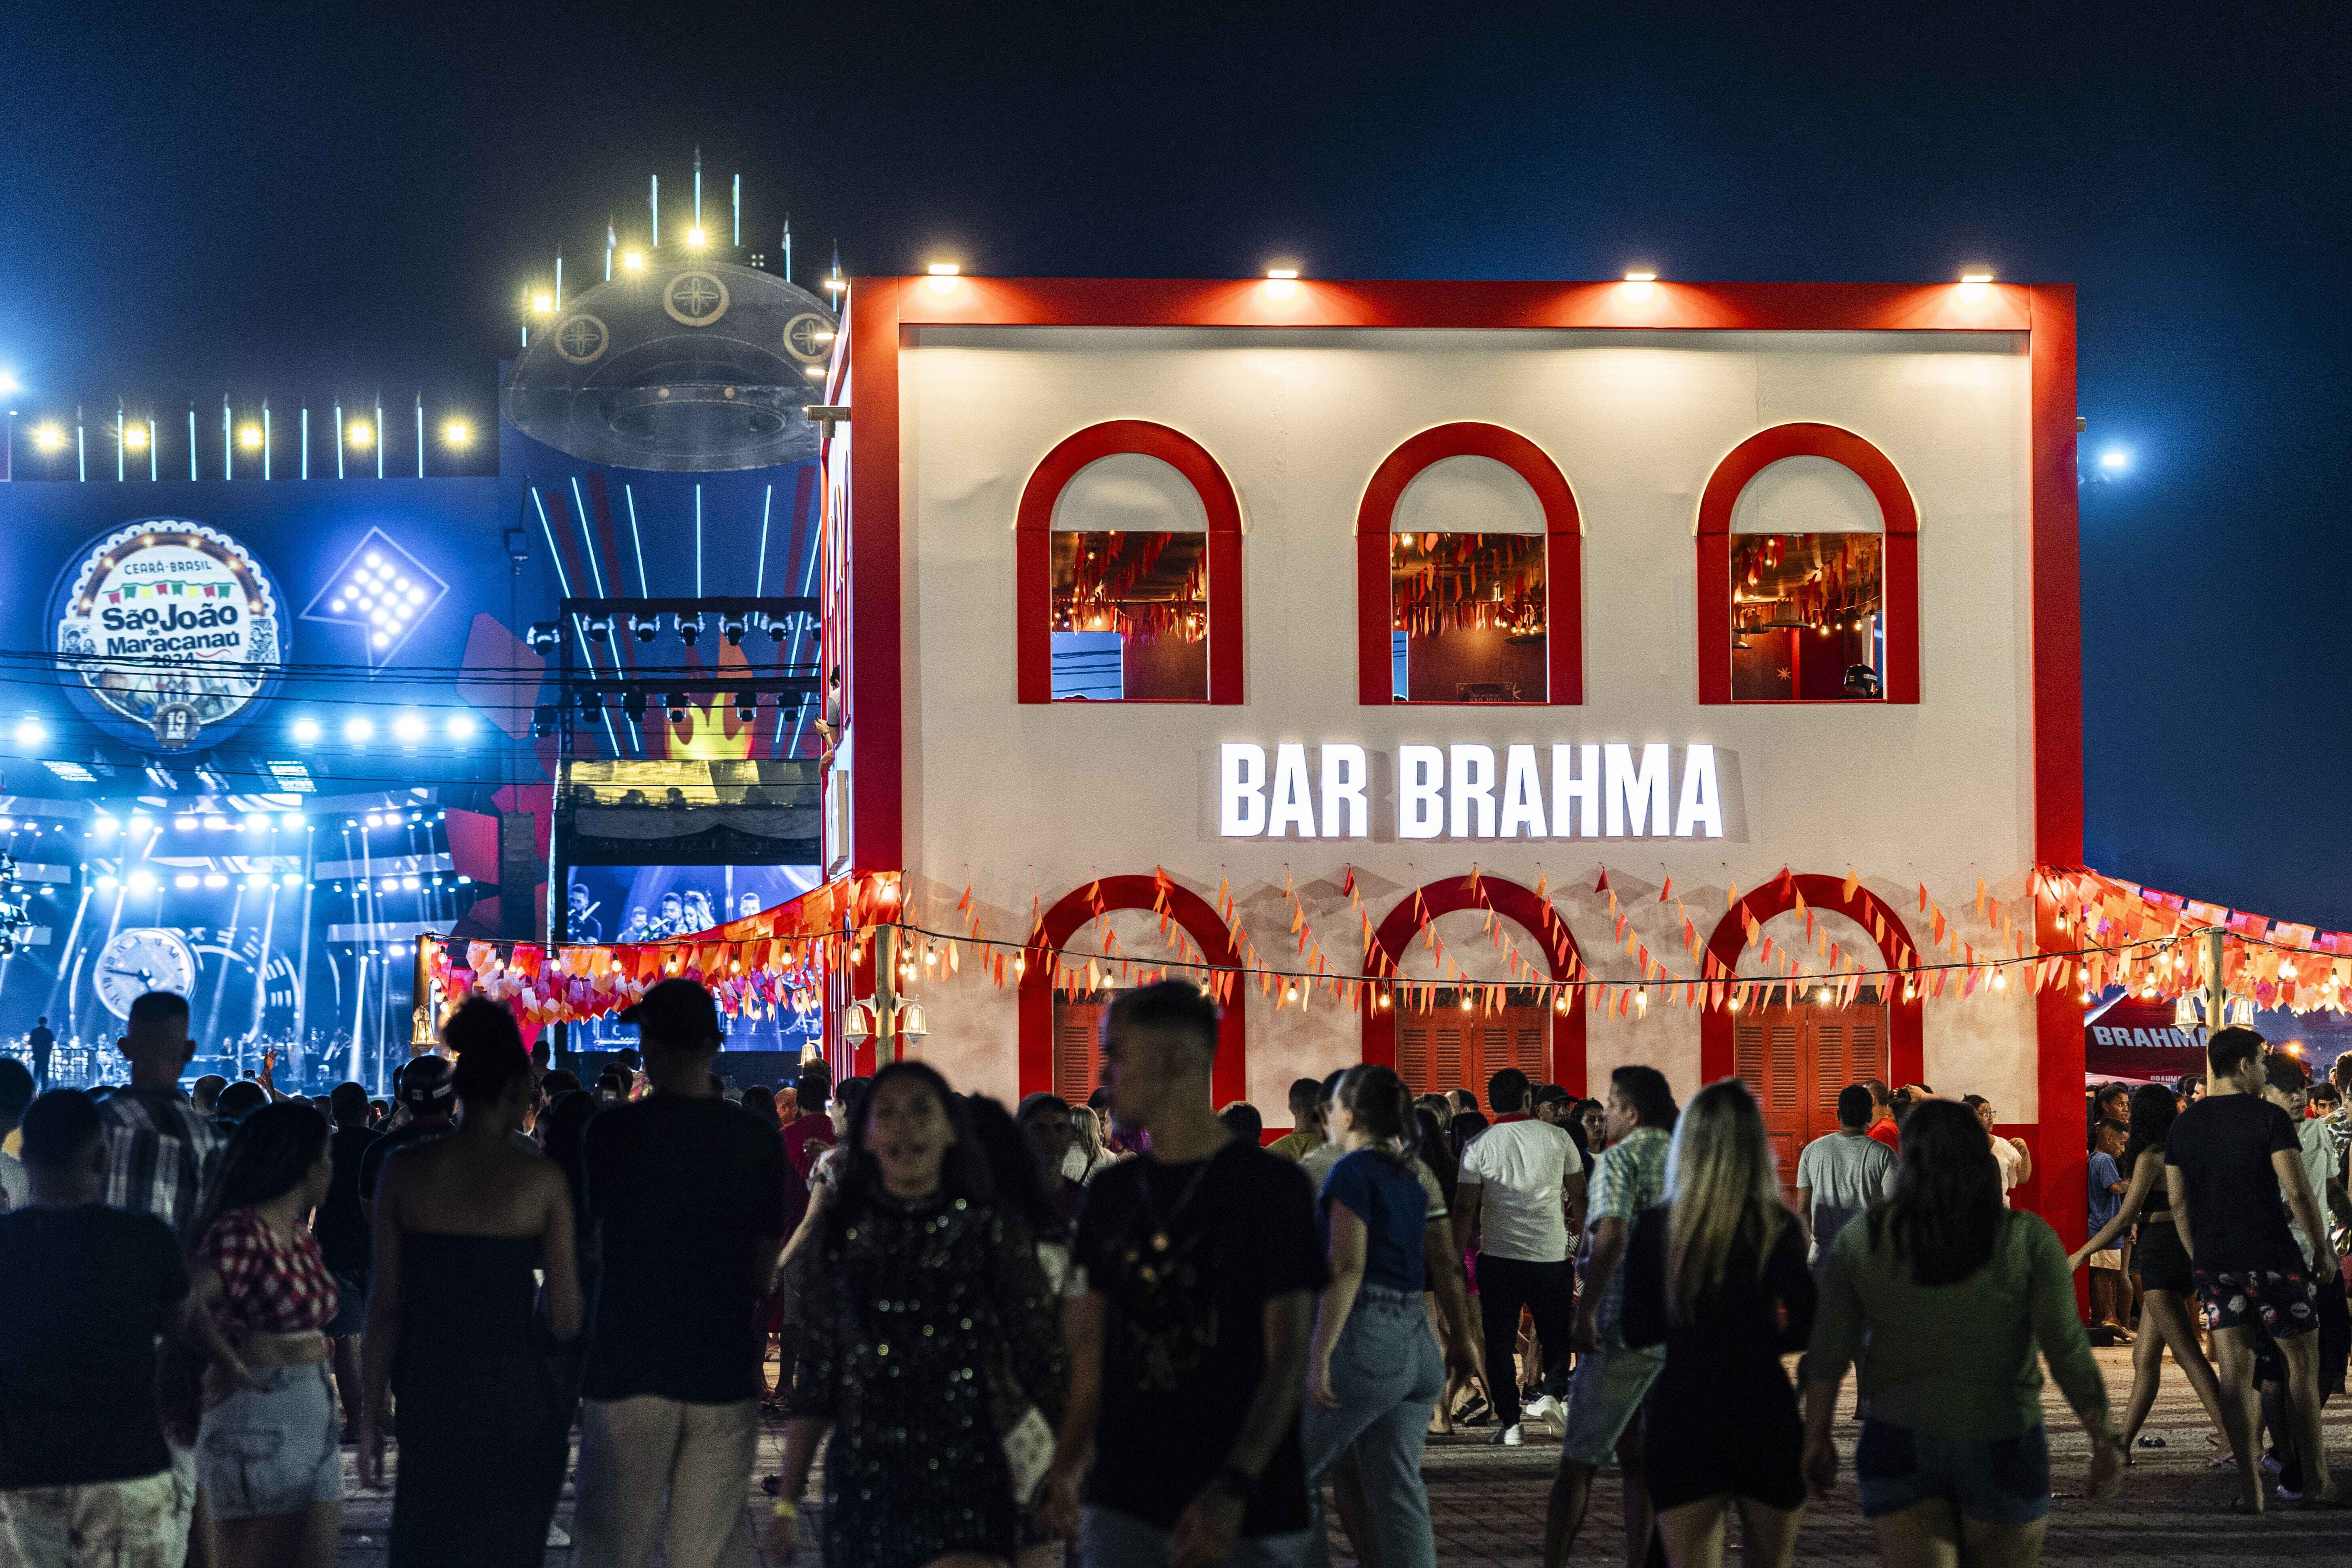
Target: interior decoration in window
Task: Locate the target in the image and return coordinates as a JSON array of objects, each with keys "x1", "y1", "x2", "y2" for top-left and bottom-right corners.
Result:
[
  {"x1": 1729, "y1": 532, "x2": 1884, "y2": 701},
  {"x1": 1050, "y1": 531, "x2": 1209, "y2": 700},
  {"x1": 1389, "y1": 532, "x2": 1546, "y2": 703}
]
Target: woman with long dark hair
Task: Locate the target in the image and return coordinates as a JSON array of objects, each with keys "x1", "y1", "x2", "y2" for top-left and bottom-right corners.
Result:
[
  {"x1": 188, "y1": 1100, "x2": 343, "y2": 1568},
  {"x1": 767, "y1": 1062, "x2": 1067, "y2": 1568},
  {"x1": 358, "y1": 1001, "x2": 581, "y2": 1566},
  {"x1": 1620, "y1": 1081, "x2": 1814, "y2": 1568},
  {"x1": 2067, "y1": 1082, "x2": 2231, "y2": 1458},
  {"x1": 1804, "y1": 1100, "x2": 2121, "y2": 1566},
  {"x1": 1300, "y1": 1065, "x2": 1481, "y2": 1568}
]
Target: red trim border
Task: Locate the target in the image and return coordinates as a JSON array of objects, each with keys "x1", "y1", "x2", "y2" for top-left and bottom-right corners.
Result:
[
  {"x1": 1014, "y1": 420, "x2": 1244, "y2": 705},
  {"x1": 1354, "y1": 423, "x2": 1583, "y2": 706}
]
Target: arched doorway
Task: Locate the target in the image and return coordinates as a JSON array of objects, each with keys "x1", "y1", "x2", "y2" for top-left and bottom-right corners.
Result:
[
  {"x1": 1019, "y1": 875, "x2": 1247, "y2": 1108},
  {"x1": 1363, "y1": 875, "x2": 1587, "y2": 1096},
  {"x1": 1703, "y1": 873, "x2": 1924, "y2": 1193}
]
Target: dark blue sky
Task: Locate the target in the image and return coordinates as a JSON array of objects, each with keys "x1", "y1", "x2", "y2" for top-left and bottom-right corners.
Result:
[{"x1": 4, "y1": 2, "x2": 2346, "y2": 923}]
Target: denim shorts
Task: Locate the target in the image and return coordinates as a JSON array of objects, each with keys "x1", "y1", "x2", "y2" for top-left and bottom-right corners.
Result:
[
  {"x1": 1853, "y1": 1420, "x2": 2048, "y2": 1526},
  {"x1": 197, "y1": 1362, "x2": 343, "y2": 1519},
  {"x1": 1560, "y1": 1344, "x2": 1665, "y2": 1468}
]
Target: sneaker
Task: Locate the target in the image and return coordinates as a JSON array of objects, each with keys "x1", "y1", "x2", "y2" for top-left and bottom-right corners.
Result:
[
  {"x1": 545, "y1": 1522, "x2": 572, "y2": 1547},
  {"x1": 1489, "y1": 1423, "x2": 1524, "y2": 1447},
  {"x1": 2277, "y1": 1482, "x2": 2303, "y2": 1504},
  {"x1": 1524, "y1": 1394, "x2": 1566, "y2": 1426},
  {"x1": 2261, "y1": 1454, "x2": 2284, "y2": 1478}
]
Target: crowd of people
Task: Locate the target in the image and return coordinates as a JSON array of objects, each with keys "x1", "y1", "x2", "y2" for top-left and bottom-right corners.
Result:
[{"x1": 1, "y1": 978, "x2": 2348, "y2": 1568}]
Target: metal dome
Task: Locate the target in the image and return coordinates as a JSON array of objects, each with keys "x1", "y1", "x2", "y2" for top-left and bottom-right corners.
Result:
[{"x1": 502, "y1": 251, "x2": 836, "y2": 471}]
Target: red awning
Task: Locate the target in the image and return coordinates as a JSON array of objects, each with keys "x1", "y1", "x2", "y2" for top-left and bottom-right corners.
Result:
[{"x1": 2085, "y1": 996, "x2": 2207, "y2": 1081}]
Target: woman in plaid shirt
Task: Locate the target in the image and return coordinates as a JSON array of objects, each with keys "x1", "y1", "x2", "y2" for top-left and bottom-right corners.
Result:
[{"x1": 186, "y1": 1101, "x2": 343, "y2": 1567}]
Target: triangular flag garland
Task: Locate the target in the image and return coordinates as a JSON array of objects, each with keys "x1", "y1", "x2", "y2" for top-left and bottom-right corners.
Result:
[{"x1": 419, "y1": 865, "x2": 2352, "y2": 1032}]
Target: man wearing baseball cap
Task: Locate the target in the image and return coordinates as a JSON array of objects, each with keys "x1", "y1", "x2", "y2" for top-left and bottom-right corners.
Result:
[
  {"x1": 573, "y1": 979, "x2": 788, "y2": 1567},
  {"x1": 358, "y1": 1055, "x2": 457, "y2": 1220}
]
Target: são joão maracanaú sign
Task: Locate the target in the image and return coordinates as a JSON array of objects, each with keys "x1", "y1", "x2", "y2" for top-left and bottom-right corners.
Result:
[{"x1": 1218, "y1": 742, "x2": 1724, "y2": 841}]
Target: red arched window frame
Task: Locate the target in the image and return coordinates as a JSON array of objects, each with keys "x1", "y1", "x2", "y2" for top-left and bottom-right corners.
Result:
[
  {"x1": 1695, "y1": 423, "x2": 1919, "y2": 705},
  {"x1": 1018, "y1": 875, "x2": 1248, "y2": 1107},
  {"x1": 1015, "y1": 420, "x2": 1244, "y2": 705},
  {"x1": 1360, "y1": 875, "x2": 1589, "y2": 1095},
  {"x1": 1355, "y1": 423, "x2": 1583, "y2": 706},
  {"x1": 1698, "y1": 873, "x2": 1925, "y2": 1091}
]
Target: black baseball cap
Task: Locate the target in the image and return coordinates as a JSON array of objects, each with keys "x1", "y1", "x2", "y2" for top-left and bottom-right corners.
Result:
[
  {"x1": 619, "y1": 977, "x2": 723, "y2": 1050},
  {"x1": 397, "y1": 1055, "x2": 456, "y2": 1110}
]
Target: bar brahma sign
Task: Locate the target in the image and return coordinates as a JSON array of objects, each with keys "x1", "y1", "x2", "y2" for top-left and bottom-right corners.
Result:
[{"x1": 1218, "y1": 740, "x2": 1725, "y2": 840}]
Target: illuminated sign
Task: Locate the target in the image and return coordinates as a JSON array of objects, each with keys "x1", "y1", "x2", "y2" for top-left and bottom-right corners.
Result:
[
  {"x1": 1218, "y1": 741, "x2": 1725, "y2": 840},
  {"x1": 51, "y1": 519, "x2": 287, "y2": 752}
]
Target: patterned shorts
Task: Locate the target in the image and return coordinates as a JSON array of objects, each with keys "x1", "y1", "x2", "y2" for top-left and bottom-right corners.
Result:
[{"x1": 2192, "y1": 1264, "x2": 2319, "y2": 1338}]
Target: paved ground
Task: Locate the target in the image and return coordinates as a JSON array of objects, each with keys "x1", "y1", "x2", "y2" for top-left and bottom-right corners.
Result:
[{"x1": 332, "y1": 1346, "x2": 2352, "y2": 1564}]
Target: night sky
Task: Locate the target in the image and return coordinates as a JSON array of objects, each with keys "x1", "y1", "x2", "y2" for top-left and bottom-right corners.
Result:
[{"x1": 4, "y1": 3, "x2": 2347, "y2": 924}]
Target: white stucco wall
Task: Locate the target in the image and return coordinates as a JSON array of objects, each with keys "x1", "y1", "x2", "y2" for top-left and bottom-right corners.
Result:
[{"x1": 882, "y1": 326, "x2": 2041, "y2": 1125}]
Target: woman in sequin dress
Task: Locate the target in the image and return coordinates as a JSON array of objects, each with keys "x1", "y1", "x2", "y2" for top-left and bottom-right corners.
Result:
[{"x1": 771, "y1": 1062, "x2": 1067, "y2": 1568}]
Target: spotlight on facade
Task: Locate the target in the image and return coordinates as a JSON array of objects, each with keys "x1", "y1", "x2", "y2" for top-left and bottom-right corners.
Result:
[
  {"x1": 32, "y1": 423, "x2": 65, "y2": 451},
  {"x1": 124, "y1": 424, "x2": 149, "y2": 451},
  {"x1": 526, "y1": 622, "x2": 561, "y2": 654},
  {"x1": 627, "y1": 612, "x2": 658, "y2": 644},
  {"x1": 720, "y1": 613, "x2": 749, "y2": 647},
  {"x1": 347, "y1": 420, "x2": 374, "y2": 448},
  {"x1": 442, "y1": 420, "x2": 471, "y2": 447},
  {"x1": 622, "y1": 250, "x2": 644, "y2": 271},
  {"x1": 238, "y1": 425, "x2": 263, "y2": 450},
  {"x1": 343, "y1": 716, "x2": 374, "y2": 743},
  {"x1": 675, "y1": 614, "x2": 702, "y2": 648},
  {"x1": 290, "y1": 716, "x2": 321, "y2": 744}
]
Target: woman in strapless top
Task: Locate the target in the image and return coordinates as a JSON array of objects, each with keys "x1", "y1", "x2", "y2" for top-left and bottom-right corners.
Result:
[
  {"x1": 2069, "y1": 1083, "x2": 2229, "y2": 1459},
  {"x1": 359, "y1": 1003, "x2": 582, "y2": 1568}
]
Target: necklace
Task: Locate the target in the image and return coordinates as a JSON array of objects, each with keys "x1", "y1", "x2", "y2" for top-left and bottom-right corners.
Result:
[{"x1": 1125, "y1": 1148, "x2": 1223, "y2": 1278}]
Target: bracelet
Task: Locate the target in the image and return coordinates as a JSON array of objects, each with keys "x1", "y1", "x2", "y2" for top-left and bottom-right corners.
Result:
[{"x1": 771, "y1": 1498, "x2": 800, "y2": 1520}]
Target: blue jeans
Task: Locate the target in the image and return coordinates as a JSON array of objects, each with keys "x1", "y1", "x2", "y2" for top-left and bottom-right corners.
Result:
[
  {"x1": 1298, "y1": 1284, "x2": 1445, "y2": 1568},
  {"x1": 1853, "y1": 1420, "x2": 2050, "y2": 1526}
]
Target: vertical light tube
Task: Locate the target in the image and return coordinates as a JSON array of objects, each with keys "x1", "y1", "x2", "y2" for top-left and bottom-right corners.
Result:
[
  {"x1": 414, "y1": 394, "x2": 423, "y2": 479},
  {"x1": 222, "y1": 398, "x2": 232, "y2": 481},
  {"x1": 147, "y1": 417, "x2": 158, "y2": 481},
  {"x1": 651, "y1": 174, "x2": 659, "y2": 247},
  {"x1": 625, "y1": 483, "x2": 649, "y2": 595},
  {"x1": 334, "y1": 405, "x2": 344, "y2": 480},
  {"x1": 693, "y1": 152, "x2": 701, "y2": 228},
  {"x1": 263, "y1": 402, "x2": 271, "y2": 481},
  {"x1": 733, "y1": 173, "x2": 740, "y2": 246},
  {"x1": 76, "y1": 406, "x2": 85, "y2": 481},
  {"x1": 754, "y1": 483, "x2": 773, "y2": 595},
  {"x1": 115, "y1": 402, "x2": 125, "y2": 481},
  {"x1": 695, "y1": 483, "x2": 704, "y2": 595},
  {"x1": 374, "y1": 396, "x2": 384, "y2": 479},
  {"x1": 300, "y1": 408, "x2": 308, "y2": 480},
  {"x1": 187, "y1": 407, "x2": 197, "y2": 480},
  {"x1": 555, "y1": 254, "x2": 563, "y2": 311}
]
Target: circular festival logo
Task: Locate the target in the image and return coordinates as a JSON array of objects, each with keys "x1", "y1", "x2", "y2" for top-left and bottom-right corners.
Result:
[
  {"x1": 782, "y1": 311, "x2": 831, "y2": 365},
  {"x1": 50, "y1": 520, "x2": 286, "y2": 753},
  {"x1": 554, "y1": 313, "x2": 610, "y2": 364}
]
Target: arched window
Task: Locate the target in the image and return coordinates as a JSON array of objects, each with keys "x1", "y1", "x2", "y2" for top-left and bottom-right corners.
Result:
[
  {"x1": 1019, "y1": 875, "x2": 1248, "y2": 1107},
  {"x1": 1695, "y1": 423, "x2": 1919, "y2": 704},
  {"x1": 1016, "y1": 421, "x2": 1244, "y2": 704},
  {"x1": 1360, "y1": 875, "x2": 1588, "y2": 1095},
  {"x1": 1356, "y1": 423, "x2": 1583, "y2": 706}
]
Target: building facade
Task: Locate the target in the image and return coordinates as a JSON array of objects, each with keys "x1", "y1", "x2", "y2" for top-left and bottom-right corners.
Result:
[{"x1": 822, "y1": 275, "x2": 2085, "y2": 1235}]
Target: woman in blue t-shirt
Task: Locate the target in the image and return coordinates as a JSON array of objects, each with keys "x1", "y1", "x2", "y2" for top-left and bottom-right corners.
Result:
[{"x1": 1300, "y1": 1064, "x2": 1475, "y2": 1568}]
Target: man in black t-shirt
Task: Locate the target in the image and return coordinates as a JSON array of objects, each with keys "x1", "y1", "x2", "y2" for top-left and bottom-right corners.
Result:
[
  {"x1": 0, "y1": 1090, "x2": 193, "y2": 1559},
  {"x1": 573, "y1": 979, "x2": 788, "y2": 1567},
  {"x1": 25, "y1": 1017, "x2": 54, "y2": 1092},
  {"x1": 2165, "y1": 1026, "x2": 2339, "y2": 1510},
  {"x1": 1045, "y1": 981, "x2": 1326, "y2": 1567}
]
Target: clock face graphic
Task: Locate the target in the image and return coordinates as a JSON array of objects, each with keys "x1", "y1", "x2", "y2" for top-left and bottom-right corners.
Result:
[{"x1": 93, "y1": 928, "x2": 199, "y2": 1019}]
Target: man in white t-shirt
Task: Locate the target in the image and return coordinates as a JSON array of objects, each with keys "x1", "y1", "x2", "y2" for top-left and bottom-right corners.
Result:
[
  {"x1": 1966, "y1": 1094, "x2": 2034, "y2": 1207},
  {"x1": 1453, "y1": 1066, "x2": 1582, "y2": 1445}
]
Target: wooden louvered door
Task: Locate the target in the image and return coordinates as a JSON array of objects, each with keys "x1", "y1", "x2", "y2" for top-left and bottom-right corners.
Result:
[
  {"x1": 1394, "y1": 987, "x2": 1550, "y2": 1100},
  {"x1": 1732, "y1": 1001, "x2": 1888, "y2": 1205},
  {"x1": 1053, "y1": 994, "x2": 1110, "y2": 1103}
]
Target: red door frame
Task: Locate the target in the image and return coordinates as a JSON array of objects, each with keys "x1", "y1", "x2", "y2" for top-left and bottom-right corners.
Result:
[
  {"x1": 1695, "y1": 422, "x2": 1920, "y2": 706},
  {"x1": 1354, "y1": 422, "x2": 1584, "y2": 706},
  {"x1": 1019, "y1": 874, "x2": 1247, "y2": 1107},
  {"x1": 1013, "y1": 420, "x2": 1246, "y2": 705},
  {"x1": 1362, "y1": 875, "x2": 1589, "y2": 1095},
  {"x1": 1699, "y1": 874, "x2": 1925, "y2": 1092}
]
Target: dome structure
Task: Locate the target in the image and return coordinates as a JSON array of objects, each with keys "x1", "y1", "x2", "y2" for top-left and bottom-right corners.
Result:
[{"x1": 502, "y1": 248, "x2": 836, "y2": 471}]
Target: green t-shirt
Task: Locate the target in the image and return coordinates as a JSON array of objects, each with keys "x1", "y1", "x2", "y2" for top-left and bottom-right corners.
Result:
[{"x1": 1809, "y1": 1206, "x2": 2107, "y2": 1440}]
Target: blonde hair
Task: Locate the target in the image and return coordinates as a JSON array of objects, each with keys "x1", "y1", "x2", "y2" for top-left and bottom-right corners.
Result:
[{"x1": 1663, "y1": 1079, "x2": 1788, "y2": 1325}]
